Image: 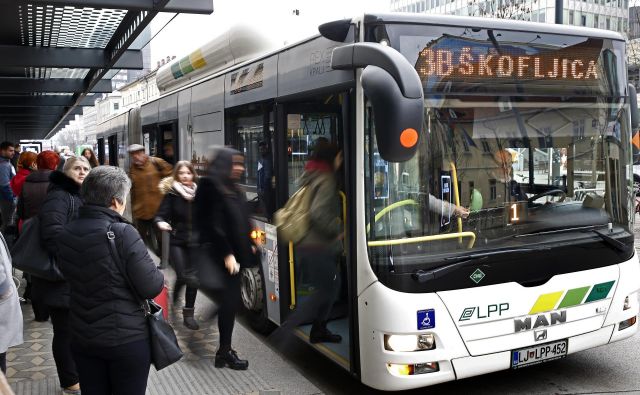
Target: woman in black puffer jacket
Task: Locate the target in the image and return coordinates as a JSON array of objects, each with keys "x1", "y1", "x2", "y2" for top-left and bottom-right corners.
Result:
[
  {"x1": 57, "y1": 166, "x2": 164, "y2": 395},
  {"x1": 195, "y1": 147, "x2": 258, "y2": 371},
  {"x1": 155, "y1": 160, "x2": 199, "y2": 330},
  {"x1": 31, "y1": 156, "x2": 90, "y2": 395}
]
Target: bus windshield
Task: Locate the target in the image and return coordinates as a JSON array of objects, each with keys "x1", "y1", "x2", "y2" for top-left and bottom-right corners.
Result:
[{"x1": 364, "y1": 24, "x2": 634, "y2": 288}]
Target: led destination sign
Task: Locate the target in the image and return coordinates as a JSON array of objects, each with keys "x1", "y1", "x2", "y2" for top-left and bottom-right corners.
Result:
[{"x1": 416, "y1": 47, "x2": 599, "y2": 81}]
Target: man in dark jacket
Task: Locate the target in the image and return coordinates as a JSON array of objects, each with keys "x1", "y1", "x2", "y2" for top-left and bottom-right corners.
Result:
[
  {"x1": 0, "y1": 141, "x2": 15, "y2": 234},
  {"x1": 57, "y1": 166, "x2": 164, "y2": 395},
  {"x1": 17, "y1": 150, "x2": 60, "y2": 322}
]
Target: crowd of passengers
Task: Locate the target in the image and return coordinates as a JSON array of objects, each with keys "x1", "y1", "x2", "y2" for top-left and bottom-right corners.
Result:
[{"x1": 0, "y1": 139, "x2": 347, "y2": 395}]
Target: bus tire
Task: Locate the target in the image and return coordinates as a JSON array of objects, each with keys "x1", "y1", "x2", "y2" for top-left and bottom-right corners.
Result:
[{"x1": 240, "y1": 266, "x2": 275, "y2": 334}]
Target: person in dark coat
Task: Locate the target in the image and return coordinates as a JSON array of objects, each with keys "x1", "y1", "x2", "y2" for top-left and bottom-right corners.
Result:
[
  {"x1": 57, "y1": 166, "x2": 164, "y2": 395},
  {"x1": 195, "y1": 147, "x2": 257, "y2": 370},
  {"x1": 31, "y1": 155, "x2": 90, "y2": 395},
  {"x1": 155, "y1": 160, "x2": 200, "y2": 330},
  {"x1": 17, "y1": 150, "x2": 60, "y2": 322}
]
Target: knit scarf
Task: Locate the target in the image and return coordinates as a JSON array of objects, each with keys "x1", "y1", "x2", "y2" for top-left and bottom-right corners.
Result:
[{"x1": 173, "y1": 181, "x2": 197, "y2": 201}]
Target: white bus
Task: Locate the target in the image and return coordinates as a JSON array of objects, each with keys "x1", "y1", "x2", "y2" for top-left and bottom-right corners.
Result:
[{"x1": 97, "y1": 14, "x2": 640, "y2": 391}]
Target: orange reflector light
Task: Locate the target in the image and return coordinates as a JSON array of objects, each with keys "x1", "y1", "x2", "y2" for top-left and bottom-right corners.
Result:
[
  {"x1": 250, "y1": 230, "x2": 259, "y2": 239},
  {"x1": 619, "y1": 316, "x2": 637, "y2": 331},
  {"x1": 269, "y1": 293, "x2": 277, "y2": 302},
  {"x1": 399, "y1": 128, "x2": 418, "y2": 148}
]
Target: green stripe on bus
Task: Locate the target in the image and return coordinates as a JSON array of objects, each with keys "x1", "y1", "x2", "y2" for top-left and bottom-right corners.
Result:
[
  {"x1": 584, "y1": 281, "x2": 615, "y2": 303},
  {"x1": 171, "y1": 62, "x2": 183, "y2": 79},
  {"x1": 557, "y1": 286, "x2": 590, "y2": 308}
]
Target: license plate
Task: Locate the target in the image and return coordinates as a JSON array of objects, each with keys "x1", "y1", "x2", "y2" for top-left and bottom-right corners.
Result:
[{"x1": 511, "y1": 339, "x2": 567, "y2": 369}]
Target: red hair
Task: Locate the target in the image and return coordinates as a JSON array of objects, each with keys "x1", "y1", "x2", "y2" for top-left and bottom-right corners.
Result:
[{"x1": 36, "y1": 150, "x2": 60, "y2": 171}]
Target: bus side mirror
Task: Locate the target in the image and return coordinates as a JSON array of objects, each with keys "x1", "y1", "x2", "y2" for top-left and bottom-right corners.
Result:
[
  {"x1": 629, "y1": 84, "x2": 639, "y2": 129},
  {"x1": 331, "y1": 43, "x2": 424, "y2": 162}
]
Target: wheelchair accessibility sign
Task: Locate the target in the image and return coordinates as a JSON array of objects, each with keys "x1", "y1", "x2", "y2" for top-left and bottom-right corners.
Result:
[{"x1": 417, "y1": 309, "x2": 435, "y2": 330}]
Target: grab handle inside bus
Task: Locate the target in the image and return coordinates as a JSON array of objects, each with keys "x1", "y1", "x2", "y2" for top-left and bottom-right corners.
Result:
[{"x1": 331, "y1": 43, "x2": 424, "y2": 162}]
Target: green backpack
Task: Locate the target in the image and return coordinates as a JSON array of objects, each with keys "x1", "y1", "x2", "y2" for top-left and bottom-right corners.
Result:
[{"x1": 274, "y1": 175, "x2": 326, "y2": 244}]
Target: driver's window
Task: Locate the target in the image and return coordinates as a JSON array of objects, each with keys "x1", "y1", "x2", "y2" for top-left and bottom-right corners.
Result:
[{"x1": 227, "y1": 104, "x2": 275, "y2": 221}]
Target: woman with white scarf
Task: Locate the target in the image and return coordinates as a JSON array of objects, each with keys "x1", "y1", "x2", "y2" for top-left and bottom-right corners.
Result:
[
  {"x1": 0, "y1": 232, "x2": 23, "y2": 375},
  {"x1": 155, "y1": 161, "x2": 200, "y2": 330}
]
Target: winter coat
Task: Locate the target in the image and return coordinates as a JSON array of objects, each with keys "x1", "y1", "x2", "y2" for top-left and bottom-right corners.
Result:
[
  {"x1": 10, "y1": 168, "x2": 31, "y2": 197},
  {"x1": 155, "y1": 184, "x2": 197, "y2": 246},
  {"x1": 17, "y1": 169, "x2": 52, "y2": 221},
  {"x1": 195, "y1": 148, "x2": 257, "y2": 268},
  {"x1": 0, "y1": 156, "x2": 14, "y2": 201},
  {"x1": 57, "y1": 205, "x2": 164, "y2": 349},
  {"x1": 296, "y1": 164, "x2": 342, "y2": 254},
  {"x1": 129, "y1": 157, "x2": 173, "y2": 220},
  {"x1": 31, "y1": 171, "x2": 83, "y2": 309},
  {"x1": 0, "y1": 232, "x2": 23, "y2": 353}
]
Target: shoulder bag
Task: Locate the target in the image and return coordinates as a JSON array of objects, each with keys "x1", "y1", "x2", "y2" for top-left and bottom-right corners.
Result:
[
  {"x1": 11, "y1": 193, "x2": 74, "y2": 281},
  {"x1": 106, "y1": 222, "x2": 183, "y2": 371}
]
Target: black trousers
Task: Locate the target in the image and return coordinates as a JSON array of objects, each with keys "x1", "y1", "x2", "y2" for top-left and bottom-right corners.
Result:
[
  {"x1": 169, "y1": 244, "x2": 197, "y2": 309},
  {"x1": 285, "y1": 249, "x2": 339, "y2": 331},
  {"x1": 201, "y1": 272, "x2": 241, "y2": 349},
  {"x1": 71, "y1": 339, "x2": 151, "y2": 395},
  {"x1": 134, "y1": 219, "x2": 161, "y2": 257},
  {"x1": 0, "y1": 352, "x2": 6, "y2": 374},
  {"x1": 49, "y1": 308, "x2": 79, "y2": 388}
]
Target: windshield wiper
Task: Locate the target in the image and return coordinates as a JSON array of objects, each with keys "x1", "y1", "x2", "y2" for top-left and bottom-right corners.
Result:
[
  {"x1": 592, "y1": 229, "x2": 628, "y2": 252},
  {"x1": 513, "y1": 224, "x2": 607, "y2": 238},
  {"x1": 412, "y1": 247, "x2": 550, "y2": 283},
  {"x1": 514, "y1": 224, "x2": 630, "y2": 252}
]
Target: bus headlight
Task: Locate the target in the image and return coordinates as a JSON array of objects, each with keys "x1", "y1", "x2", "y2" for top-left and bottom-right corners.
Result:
[{"x1": 384, "y1": 334, "x2": 435, "y2": 352}]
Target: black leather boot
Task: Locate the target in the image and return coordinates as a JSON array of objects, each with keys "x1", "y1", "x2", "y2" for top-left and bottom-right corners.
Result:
[
  {"x1": 182, "y1": 307, "x2": 199, "y2": 330},
  {"x1": 215, "y1": 347, "x2": 248, "y2": 370}
]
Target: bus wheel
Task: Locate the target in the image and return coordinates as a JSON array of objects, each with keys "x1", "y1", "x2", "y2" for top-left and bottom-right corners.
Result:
[{"x1": 240, "y1": 267, "x2": 274, "y2": 334}]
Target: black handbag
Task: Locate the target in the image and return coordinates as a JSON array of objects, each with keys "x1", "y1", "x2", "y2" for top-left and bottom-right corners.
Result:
[
  {"x1": 11, "y1": 193, "x2": 75, "y2": 281},
  {"x1": 107, "y1": 223, "x2": 183, "y2": 371}
]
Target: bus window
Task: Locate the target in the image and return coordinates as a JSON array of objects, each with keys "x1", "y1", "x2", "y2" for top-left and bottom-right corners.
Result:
[
  {"x1": 286, "y1": 112, "x2": 341, "y2": 196},
  {"x1": 191, "y1": 131, "x2": 221, "y2": 177},
  {"x1": 227, "y1": 103, "x2": 275, "y2": 221}
]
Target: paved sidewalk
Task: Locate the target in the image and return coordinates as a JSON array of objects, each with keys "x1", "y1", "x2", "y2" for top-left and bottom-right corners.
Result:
[{"x1": 6, "y1": 269, "x2": 321, "y2": 395}]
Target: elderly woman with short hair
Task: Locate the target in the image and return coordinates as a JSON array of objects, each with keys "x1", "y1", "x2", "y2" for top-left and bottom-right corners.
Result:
[
  {"x1": 57, "y1": 166, "x2": 164, "y2": 395},
  {"x1": 31, "y1": 155, "x2": 90, "y2": 395}
]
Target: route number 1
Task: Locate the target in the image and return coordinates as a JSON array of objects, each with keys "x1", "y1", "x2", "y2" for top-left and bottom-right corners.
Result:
[{"x1": 510, "y1": 203, "x2": 520, "y2": 222}]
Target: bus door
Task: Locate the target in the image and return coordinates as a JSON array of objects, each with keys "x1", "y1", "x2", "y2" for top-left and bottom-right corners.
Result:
[
  {"x1": 107, "y1": 135, "x2": 118, "y2": 167},
  {"x1": 97, "y1": 138, "x2": 105, "y2": 165},
  {"x1": 143, "y1": 121, "x2": 178, "y2": 165},
  {"x1": 278, "y1": 94, "x2": 352, "y2": 370}
]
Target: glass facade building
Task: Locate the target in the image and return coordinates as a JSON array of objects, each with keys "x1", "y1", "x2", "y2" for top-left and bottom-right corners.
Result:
[{"x1": 390, "y1": 0, "x2": 628, "y2": 34}]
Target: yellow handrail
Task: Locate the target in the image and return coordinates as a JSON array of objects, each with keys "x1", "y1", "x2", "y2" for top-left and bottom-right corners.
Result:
[
  {"x1": 289, "y1": 241, "x2": 296, "y2": 310},
  {"x1": 366, "y1": 199, "x2": 418, "y2": 233},
  {"x1": 450, "y1": 162, "x2": 463, "y2": 244},
  {"x1": 368, "y1": 231, "x2": 476, "y2": 249},
  {"x1": 339, "y1": 191, "x2": 347, "y2": 232}
]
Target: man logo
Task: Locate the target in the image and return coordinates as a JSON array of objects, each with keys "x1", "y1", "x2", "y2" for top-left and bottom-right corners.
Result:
[
  {"x1": 534, "y1": 329, "x2": 547, "y2": 342},
  {"x1": 514, "y1": 311, "x2": 566, "y2": 332}
]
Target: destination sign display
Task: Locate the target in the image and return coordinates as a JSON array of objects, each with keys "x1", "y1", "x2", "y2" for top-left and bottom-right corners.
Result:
[{"x1": 415, "y1": 47, "x2": 599, "y2": 81}]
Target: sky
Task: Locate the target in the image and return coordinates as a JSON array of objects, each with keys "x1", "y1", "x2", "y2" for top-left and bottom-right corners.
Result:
[{"x1": 148, "y1": 0, "x2": 390, "y2": 67}]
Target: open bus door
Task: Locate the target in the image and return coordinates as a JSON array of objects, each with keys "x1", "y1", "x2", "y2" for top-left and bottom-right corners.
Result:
[
  {"x1": 97, "y1": 138, "x2": 105, "y2": 165},
  {"x1": 277, "y1": 93, "x2": 355, "y2": 372},
  {"x1": 143, "y1": 121, "x2": 178, "y2": 165}
]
